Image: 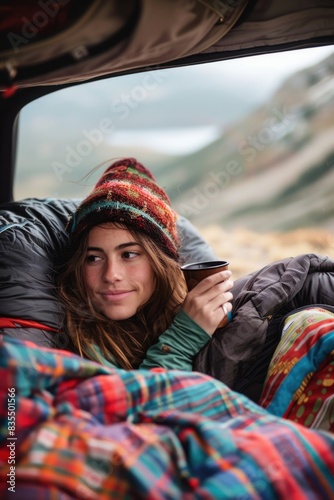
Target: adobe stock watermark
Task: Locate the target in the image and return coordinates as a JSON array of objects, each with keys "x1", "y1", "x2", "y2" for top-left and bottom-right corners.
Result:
[
  {"x1": 7, "y1": 387, "x2": 16, "y2": 493},
  {"x1": 177, "y1": 104, "x2": 296, "y2": 218},
  {"x1": 237, "y1": 106, "x2": 296, "y2": 162},
  {"x1": 7, "y1": 0, "x2": 71, "y2": 53},
  {"x1": 177, "y1": 159, "x2": 243, "y2": 217},
  {"x1": 51, "y1": 69, "x2": 168, "y2": 182}
]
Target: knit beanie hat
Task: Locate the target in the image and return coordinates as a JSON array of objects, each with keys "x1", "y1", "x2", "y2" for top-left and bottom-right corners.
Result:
[{"x1": 67, "y1": 158, "x2": 179, "y2": 259}]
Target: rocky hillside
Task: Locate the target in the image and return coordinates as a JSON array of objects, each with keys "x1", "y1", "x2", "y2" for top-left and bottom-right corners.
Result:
[
  {"x1": 199, "y1": 225, "x2": 334, "y2": 280},
  {"x1": 159, "y1": 53, "x2": 334, "y2": 233}
]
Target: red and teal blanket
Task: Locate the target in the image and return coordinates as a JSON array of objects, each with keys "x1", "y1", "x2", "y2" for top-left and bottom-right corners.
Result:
[
  {"x1": 0, "y1": 308, "x2": 334, "y2": 499},
  {"x1": 260, "y1": 307, "x2": 334, "y2": 432}
]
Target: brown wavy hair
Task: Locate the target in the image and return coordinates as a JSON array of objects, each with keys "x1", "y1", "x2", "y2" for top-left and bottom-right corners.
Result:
[{"x1": 58, "y1": 224, "x2": 187, "y2": 369}]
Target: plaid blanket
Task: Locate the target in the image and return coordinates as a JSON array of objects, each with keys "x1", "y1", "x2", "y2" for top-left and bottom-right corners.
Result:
[{"x1": 0, "y1": 335, "x2": 334, "y2": 499}]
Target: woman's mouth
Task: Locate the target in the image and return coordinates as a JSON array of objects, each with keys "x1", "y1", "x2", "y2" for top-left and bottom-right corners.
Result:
[{"x1": 100, "y1": 290, "x2": 133, "y2": 301}]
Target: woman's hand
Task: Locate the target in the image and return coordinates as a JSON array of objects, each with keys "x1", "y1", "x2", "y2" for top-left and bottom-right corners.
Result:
[{"x1": 182, "y1": 270, "x2": 233, "y2": 336}]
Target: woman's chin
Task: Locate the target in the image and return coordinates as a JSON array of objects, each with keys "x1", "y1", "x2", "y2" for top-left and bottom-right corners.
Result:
[{"x1": 102, "y1": 306, "x2": 137, "y2": 322}]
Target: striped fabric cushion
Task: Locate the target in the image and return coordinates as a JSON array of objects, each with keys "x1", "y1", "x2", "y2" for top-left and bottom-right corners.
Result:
[{"x1": 260, "y1": 307, "x2": 334, "y2": 432}]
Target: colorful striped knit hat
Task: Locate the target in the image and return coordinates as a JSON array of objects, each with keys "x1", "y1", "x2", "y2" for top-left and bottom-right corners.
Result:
[{"x1": 67, "y1": 158, "x2": 179, "y2": 259}]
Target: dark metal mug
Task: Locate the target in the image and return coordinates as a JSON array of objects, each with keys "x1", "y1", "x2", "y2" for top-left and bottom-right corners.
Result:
[{"x1": 181, "y1": 260, "x2": 230, "y2": 328}]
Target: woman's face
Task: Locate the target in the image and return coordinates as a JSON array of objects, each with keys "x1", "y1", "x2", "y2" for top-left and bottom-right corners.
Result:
[{"x1": 83, "y1": 223, "x2": 156, "y2": 321}]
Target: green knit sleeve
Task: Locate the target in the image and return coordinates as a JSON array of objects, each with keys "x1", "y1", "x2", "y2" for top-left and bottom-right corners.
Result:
[
  {"x1": 139, "y1": 309, "x2": 211, "y2": 371},
  {"x1": 88, "y1": 310, "x2": 211, "y2": 371}
]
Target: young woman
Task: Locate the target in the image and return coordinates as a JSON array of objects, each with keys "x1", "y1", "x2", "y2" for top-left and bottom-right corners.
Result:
[{"x1": 58, "y1": 157, "x2": 233, "y2": 371}]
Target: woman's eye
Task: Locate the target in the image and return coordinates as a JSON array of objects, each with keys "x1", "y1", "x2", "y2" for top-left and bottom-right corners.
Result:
[
  {"x1": 123, "y1": 251, "x2": 139, "y2": 259},
  {"x1": 86, "y1": 254, "x2": 101, "y2": 263}
]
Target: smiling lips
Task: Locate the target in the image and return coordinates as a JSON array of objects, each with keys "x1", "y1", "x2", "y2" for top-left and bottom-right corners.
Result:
[{"x1": 100, "y1": 290, "x2": 133, "y2": 301}]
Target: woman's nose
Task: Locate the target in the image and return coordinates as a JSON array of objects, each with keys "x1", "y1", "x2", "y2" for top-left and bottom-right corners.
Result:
[{"x1": 103, "y1": 260, "x2": 123, "y2": 282}]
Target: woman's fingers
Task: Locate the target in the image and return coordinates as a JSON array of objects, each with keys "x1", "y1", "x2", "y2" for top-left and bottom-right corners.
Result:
[
  {"x1": 190, "y1": 270, "x2": 232, "y2": 293},
  {"x1": 187, "y1": 272, "x2": 233, "y2": 302},
  {"x1": 182, "y1": 271, "x2": 234, "y2": 336},
  {"x1": 210, "y1": 290, "x2": 234, "y2": 311}
]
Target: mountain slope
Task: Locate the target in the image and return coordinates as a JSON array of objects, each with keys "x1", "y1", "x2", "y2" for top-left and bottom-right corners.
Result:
[{"x1": 160, "y1": 53, "x2": 334, "y2": 232}]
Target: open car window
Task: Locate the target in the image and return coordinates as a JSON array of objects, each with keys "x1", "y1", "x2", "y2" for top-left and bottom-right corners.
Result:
[{"x1": 15, "y1": 45, "x2": 334, "y2": 277}]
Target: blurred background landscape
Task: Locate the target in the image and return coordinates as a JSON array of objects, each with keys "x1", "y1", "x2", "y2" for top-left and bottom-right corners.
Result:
[{"x1": 15, "y1": 47, "x2": 334, "y2": 279}]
